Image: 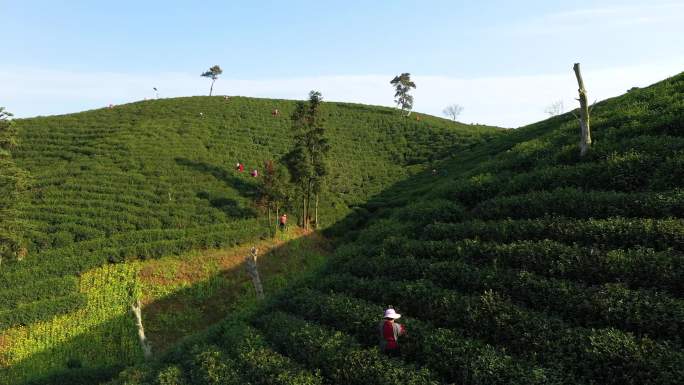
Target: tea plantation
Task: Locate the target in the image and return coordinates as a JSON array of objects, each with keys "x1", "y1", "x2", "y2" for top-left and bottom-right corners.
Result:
[
  {"x1": 0, "y1": 96, "x2": 499, "y2": 384},
  {"x1": 106, "y1": 72, "x2": 683, "y2": 385}
]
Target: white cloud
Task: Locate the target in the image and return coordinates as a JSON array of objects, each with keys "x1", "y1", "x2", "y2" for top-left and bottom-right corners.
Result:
[
  {"x1": 1, "y1": 60, "x2": 682, "y2": 127},
  {"x1": 508, "y1": 2, "x2": 684, "y2": 34}
]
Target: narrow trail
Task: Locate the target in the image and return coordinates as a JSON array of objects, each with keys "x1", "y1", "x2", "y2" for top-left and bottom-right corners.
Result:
[{"x1": 137, "y1": 228, "x2": 330, "y2": 353}]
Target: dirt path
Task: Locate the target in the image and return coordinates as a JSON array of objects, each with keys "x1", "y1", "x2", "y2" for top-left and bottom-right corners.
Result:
[{"x1": 137, "y1": 228, "x2": 329, "y2": 353}]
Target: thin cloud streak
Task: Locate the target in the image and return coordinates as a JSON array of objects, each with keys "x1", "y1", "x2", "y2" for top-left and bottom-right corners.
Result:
[
  {"x1": 1, "y1": 61, "x2": 682, "y2": 127},
  {"x1": 508, "y1": 2, "x2": 684, "y2": 34}
]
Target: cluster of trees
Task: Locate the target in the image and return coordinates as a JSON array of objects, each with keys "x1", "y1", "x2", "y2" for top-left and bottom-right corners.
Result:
[{"x1": 257, "y1": 91, "x2": 330, "y2": 232}]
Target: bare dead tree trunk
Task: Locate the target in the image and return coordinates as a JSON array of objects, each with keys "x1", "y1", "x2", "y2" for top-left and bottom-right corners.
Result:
[
  {"x1": 245, "y1": 247, "x2": 264, "y2": 299},
  {"x1": 573, "y1": 63, "x2": 592, "y2": 157},
  {"x1": 131, "y1": 299, "x2": 152, "y2": 359}
]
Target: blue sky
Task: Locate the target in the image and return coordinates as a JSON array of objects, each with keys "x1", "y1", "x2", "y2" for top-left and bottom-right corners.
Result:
[{"x1": 2, "y1": 0, "x2": 683, "y2": 126}]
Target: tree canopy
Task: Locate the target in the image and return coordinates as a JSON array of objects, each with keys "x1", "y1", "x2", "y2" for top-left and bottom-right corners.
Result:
[
  {"x1": 284, "y1": 91, "x2": 330, "y2": 229},
  {"x1": 390, "y1": 73, "x2": 416, "y2": 116},
  {"x1": 201, "y1": 65, "x2": 223, "y2": 96}
]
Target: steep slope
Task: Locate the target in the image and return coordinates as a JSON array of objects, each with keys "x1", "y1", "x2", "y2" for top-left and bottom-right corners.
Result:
[
  {"x1": 0, "y1": 97, "x2": 499, "y2": 384},
  {"x1": 110, "y1": 72, "x2": 684, "y2": 385}
]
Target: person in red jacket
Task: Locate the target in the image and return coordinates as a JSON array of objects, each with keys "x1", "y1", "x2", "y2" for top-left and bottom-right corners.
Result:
[
  {"x1": 236, "y1": 163, "x2": 244, "y2": 172},
  {"x1": 378, "y1": 308, "x2": 406, "y2": 357}
]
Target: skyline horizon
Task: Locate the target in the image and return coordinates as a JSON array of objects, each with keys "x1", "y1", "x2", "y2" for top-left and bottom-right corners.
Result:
[
  {"x1": 3, "y1": 0, "x2": 683, "y2": 127},
  {"x1": 3, "y1": 60, "x2": 682, "y2": 128}
]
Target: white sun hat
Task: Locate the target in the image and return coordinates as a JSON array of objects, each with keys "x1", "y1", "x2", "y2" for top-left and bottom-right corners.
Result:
[{"x1": 383, "y1": 308, "x2": 401, "y2": 319}]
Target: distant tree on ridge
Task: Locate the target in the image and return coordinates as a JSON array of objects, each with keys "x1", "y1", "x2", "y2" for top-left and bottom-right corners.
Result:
[
  {"x1": 390, "y1": 73, "x2": 416, "y2": 116},
  {"x1": 201, "y1": 65, "x2": 223, "y2": 96},
  {"x1": 443, "y1": 104, "x2": 464, "y2": 121},
  {"x1": 0, "y1": 107, "x2": 16, "y2": 152},
  {"x1": 544, "y1": 100, "x2": 564, "y2": 117}
]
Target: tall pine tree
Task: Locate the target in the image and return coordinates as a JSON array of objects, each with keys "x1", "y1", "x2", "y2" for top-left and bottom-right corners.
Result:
[{"x1": 284, "y1": 91, "x2": 329, "y2": 229}]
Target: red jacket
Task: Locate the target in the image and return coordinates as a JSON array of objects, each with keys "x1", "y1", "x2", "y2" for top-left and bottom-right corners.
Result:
[{"x1": 379, "y1": 320, "x2": 405, "y2": 350}]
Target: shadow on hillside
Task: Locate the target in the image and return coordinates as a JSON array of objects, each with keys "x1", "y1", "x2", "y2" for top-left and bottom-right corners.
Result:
[
  {"x1": 175, "y1": 157, "x2": 258, "y2": 198},
  {"x1": 7, "y1": 232, "x2": 328, "y2": 385},
  {"x1": 140, "y1": 232, "x2": 329, "y2": 353},
  {"x1": 196, "y1": 192, "x2": 257, "y2": 219}
]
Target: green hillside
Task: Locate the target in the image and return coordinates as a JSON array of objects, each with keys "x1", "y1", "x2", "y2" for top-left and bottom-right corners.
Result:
[
  {"x1": 106, "y1": 72, "x2": 684, "y2": 385},
  {"x1": 0, "y1": 96, "x2": 499, "y2": 384}
]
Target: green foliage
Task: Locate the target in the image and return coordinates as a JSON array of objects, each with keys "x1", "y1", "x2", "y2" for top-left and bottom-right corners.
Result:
[
  {"x1": 254, "y1": 311, "x2": 438, "y2": 385},
  {"x1": 390, "y1": 73, "x2": 416, "y2": 116},
  {"x1": 0, "y1": 107, "x2": 17, "y2": 151},
  {"x1": 271, "y1": 287, "x2": 558, "y2": 385},
  {"x1": 186, "y1": 345, "x2": 239, "y2": 385},
  {"x1": 284, "y1": 91, "x2": 331, "y2": 228},
  {"x1": 200, "y1": 65, "x2": 223, "y2": 96},
  {"x1": 155, "y1": 365, "x2": 185, "y2": 385}
]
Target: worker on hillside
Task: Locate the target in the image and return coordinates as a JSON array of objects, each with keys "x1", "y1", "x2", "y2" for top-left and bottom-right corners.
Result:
[
  {"x1": 251, "y1": 169, "x2": 259, "y2": 177},
  {"x1": 279, "y1": 213, "x2": 287, "y2": 231},
  {"x1": 378, "y1": 308, "x2": 406, "y2": 357},
  {"x1": 236, "y1": 163, "x2": 244, "y2": 172},
  {"x1": 272, "y1": 108, "x2": 280, "y2": 116}
]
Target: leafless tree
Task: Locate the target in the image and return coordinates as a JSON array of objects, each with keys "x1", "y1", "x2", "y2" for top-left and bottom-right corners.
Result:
[
  {"x1": 442, "y1": 104, "x2": 464, "y2": 121},
  {"x1": 573, "y1": 63, "x2": 592, "y2": 157},
  {"x1": 544, "y1": 100, "x2": 564, "y2": 116}
]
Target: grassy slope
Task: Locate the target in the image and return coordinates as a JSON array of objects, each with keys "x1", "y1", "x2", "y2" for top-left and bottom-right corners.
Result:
[
  {"x1": 110, "y1": 73, "x2": 684, "y2": 385},
  {"x1": 0, "y1": 97, "x2": 499, "y2": 384}
]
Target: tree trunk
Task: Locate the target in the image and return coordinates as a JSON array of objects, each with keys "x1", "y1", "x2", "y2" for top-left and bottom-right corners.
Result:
[
  {"x1": 275, "y1": 206, "x2": 280, "y2": 234},
  {"x1": 573, "y1": 63, "x2": 592, "y2": 157},
  {"x1": 267, "y1": 206, "x2": 272, "y2": 237},
  {"x1": 302, "y1": 194, "x2": 307, "y2": 229},
  {"x1": 245, "y1": 247, "x2": 264, "y2": 299},
  {"x1": 131, "y1": 300, "x2": 152, "y2": 360},
  {"x1": 209, "y1": 79, "x2": 215, "y2": 96},
  {"x1": 306, "y1": 180, "x2": 313, "y2": 230},
  {"x1": 314, "y1": 193, "x2": 319, "y2": 229}
]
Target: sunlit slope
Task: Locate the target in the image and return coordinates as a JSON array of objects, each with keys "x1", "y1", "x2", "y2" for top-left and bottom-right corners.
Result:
[{"x1": 111, "y1": 73, "x2": 684, "y2": 385}]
